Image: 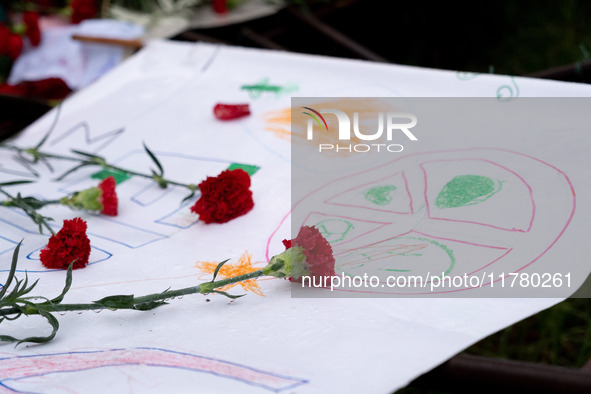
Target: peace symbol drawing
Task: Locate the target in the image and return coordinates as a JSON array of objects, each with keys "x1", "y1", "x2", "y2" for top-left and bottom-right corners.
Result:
[{"x1": 267, "y1": 148, "x2": 575, "y2": 294}]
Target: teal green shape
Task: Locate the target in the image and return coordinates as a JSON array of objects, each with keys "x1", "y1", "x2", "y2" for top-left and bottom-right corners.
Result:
[
  {"x1": 227, "y1": 163, "x2": 260, "y2": 176},
  {"x1": 91, "y1": 169, "x2": 132, "y2": 184},
  {"x1": 435, "y1": 175, "x2": 502, "y2": 209},
  {"x1": 363, "y1": 184, "x2": 397, "y2": 206}
]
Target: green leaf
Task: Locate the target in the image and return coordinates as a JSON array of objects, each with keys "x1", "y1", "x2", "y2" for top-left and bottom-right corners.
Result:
[
  {"x1": 0, "y1": 180, "x2": 34, "y2": 187},
  {"x1": 181, "y1": 190, "x2": 196, "y2": 204},
  {"x1": 212, "y1": 259, "x2": 230, "y2": 282},
  {"x1": 16, "y1": 308, "x2": 60, "y2": 345},
  {"x1": 71, "y1": 149, "x2": 101, "y2": 159},
  {"x1": 151, "y1": 171, "x2": 168, "y2": 189},
  {"x1": 211, "y1": 290, "x2": 245, "y2": 299},
  {"x1": 143, "y1": 143, "x2": 163, "y2": 176},
  {"x1": 2, "y1": 311, "x2": 23, "y2": 321},
  {"x1": 70, "y1": 150, "x2": 107, "y2": 166},
  {"x1": 47, "y1": 262, "x2": 73, "y2": 305},
  {"x1": 35, "y1": 104, "x2": 61, "y2": 149},
  {"x1": 22, "y1": 276, "x2": 40, "y2": 296},
  {"x1": 55, "y1": 163, "x2": 90, "y2": 181},
  {"x1": 0, "y1": 241, "x2": 22, "y2": 300},
  {"x1": 133, "y1": 301, "x2": 168, "y2": 311},
  {"x1": 6, "y1": 194, "x2": 52, "y2": 210},
  {"x1": 0, "y1": 334, "x2": 19, "y2": 343},
  {"x1": 93, "y1": 294, "x2": 135, "y2": 309}
]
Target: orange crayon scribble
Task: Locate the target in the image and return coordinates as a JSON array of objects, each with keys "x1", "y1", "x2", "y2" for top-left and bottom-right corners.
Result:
[
  {"x1": 263, "y1": 98, "x2": 394, "y2": 155},
  {"x1": 263, "y1": 108, "x2": 291, "y2": 140},
  {"x1": 195, "y1": 251, "x2": 265, "y2": 296}
]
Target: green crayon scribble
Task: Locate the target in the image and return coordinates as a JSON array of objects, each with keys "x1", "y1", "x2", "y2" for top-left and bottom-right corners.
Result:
[
  {"x1": 435, "y1": 175, "x2": 503, "y2": 209},
  {"x1": 241, "y1": 78, "x2": 299, "y2": 99},
  {"x1": 496, "y1": 76, "x2": 520, "y2": 102},
  {"x1": 316, "y1": 219, "x2": 354, "y2": 244},
  {"x1": 341, "y1": 235, "x2": 456, "y2": 276},
  {"x1": 363, "y1": 184, "x2": 397, "y2": 206}
]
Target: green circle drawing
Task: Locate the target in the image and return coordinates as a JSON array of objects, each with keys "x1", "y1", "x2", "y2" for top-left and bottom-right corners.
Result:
[
  {"x1": 316, "y1": 219, "x2": 354, "y2": 244},
  {"x1": 337, "y1": 235, "x2": 456, "y2": 277}
]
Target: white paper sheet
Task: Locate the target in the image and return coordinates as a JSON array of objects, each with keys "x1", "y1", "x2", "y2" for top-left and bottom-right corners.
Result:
[{"x1": 1, "y1": 40, "x2": 590, "y2": 393}]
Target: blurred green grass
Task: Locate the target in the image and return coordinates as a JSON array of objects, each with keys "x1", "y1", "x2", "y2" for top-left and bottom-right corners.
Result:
[
  {"x1": 491, "y1": 0, "x2": 591, "y2": 76},
  {"x1": 466, "y1": 298, "x2": 591, "y2": 368},
  {"x1": 326, "y1": 0, "x2": 591, "y2": 79}
]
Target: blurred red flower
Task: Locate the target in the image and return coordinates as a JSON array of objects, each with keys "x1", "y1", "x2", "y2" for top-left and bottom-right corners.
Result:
[
  {"x1": 213, "y1": 103, "x2": 251, "y2": 120},
  {"x1": 212, "y1": 0, "x2": 228, "y2": 14},
  {"x1": 71, "y1": 0, "x2": 97, "y2": 24},
  {"x1": 0, "y1": 78, "x2": 72, "y2": 100},
  {"x1": 24, "y1": 11, "x2": 41, "y2": 47},
  {"x1": 5, "y1": 33, "x2": 23, "y2": 60}
]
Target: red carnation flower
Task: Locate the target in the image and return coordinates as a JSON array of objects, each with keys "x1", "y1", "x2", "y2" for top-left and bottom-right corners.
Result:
[
  {"x1": 0, "y1": 25, "x2": 10, "y2": 49},
  {"x1": 0, "y1": 78, "x2": 72, "y2": 100},
  {"x1": 98, "y1": 176, "x2": 118, "y2": 216},
  {"x1": 213, "y1": 103, "x2": 251, "y2": 120},
  {"x1": 285, "y1": 226, "x2": 335, "y2": 278},
  {"x1": 71, "y1": 0, "x2": 97, "y2": 24},
  {"x1": 5, "y1": 34, "x2": 23, "y2": 60},
  {"x1": 212, "y1": 0, "x2": 228, "y2": 14},
  {"x1": 24, "y1": 11, "x2": 41, "y2": 47},
  {"x1": 191, "y1": 169, "x2": 254, "y2": 224},
  {"x1": 0, "y1": 83, "x2": 27, "y2": 96},
  {"x1": 40, "y1": 217, "x2": 91, "y2": 270}
]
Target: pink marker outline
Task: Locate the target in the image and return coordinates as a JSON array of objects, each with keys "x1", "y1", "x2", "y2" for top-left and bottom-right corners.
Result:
[
  {"x1": 0, "y1": 348, "x2": 307, "y2": 392},
  {"x1": 267, "y1": 148, "x2": 576, "y2": 294}
]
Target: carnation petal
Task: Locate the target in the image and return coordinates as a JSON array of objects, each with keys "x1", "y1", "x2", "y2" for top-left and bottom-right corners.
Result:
[{"x1": 40, "y1": 217, "x2": 91, "y2": 270}]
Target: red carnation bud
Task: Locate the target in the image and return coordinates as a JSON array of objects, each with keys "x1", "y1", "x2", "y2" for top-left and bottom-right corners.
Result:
[
  {"x1": 40, "y1": 217, "x2": 91, "y2": 270},
  {"x1": 213, "y1": 103, "x2": 251, "y2": 120},
  {"x1": 191, "y1": 169, "x2": 254, "y2": 224},
  {"x1": 24, "y1": 11, "x2": 41, "y2": 47},
  {"x1": 98, "y1": 176, "x2": 118, "y2": 216}
]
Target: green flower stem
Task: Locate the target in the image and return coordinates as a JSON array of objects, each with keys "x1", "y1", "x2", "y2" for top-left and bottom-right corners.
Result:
[
  {"x1": 0, "y1": 188, "x2": 55, "y2": 235},
  {"x1": 1, "y1": 145, "x2": 79, "y2": 162},
  {"x1": 198, "y1": 269, "x2": 266, "y2": 294},
  {"x1": 102, "y1": 163, "x2": 194, "y2": 189},
  {"x1": 0, "y1": 268, "x2": 269, "y2": 318},
  {"x1": 0, "y1": 145, "x2": 197, "y2": 190},
  {"x1": 1, "y1": 199, "x2": 61, "y2": 207}
]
